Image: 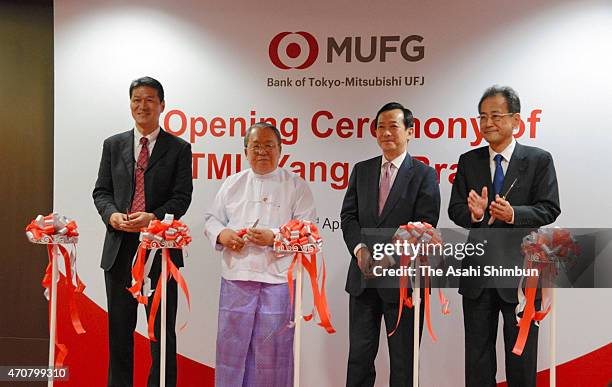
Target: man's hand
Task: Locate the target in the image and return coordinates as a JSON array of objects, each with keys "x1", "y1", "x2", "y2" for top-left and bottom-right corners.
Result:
[
  {"x1": 122, "y1": 212, "x2": 155, "y2": 232},
  {"x1": 468, "y1": 186, "x2": 488, "y2": 222},
  {"x1": 109, "y1": 212, "x2": 128, "y2": 231},
  {"x1": 245, "y1": 228, "x2": 275, "y2": 247},
  {"x1": 489, "y1": 195, "x2": 514, "y2": 223},
  {"x1": 356, "y1": 247, "x2": 375, "y2": 278},
  {"x1": 218, "y1": 228, "x2": 246, "y2": 252},
  {"x1": 373, "y1": 254, "x2": 396, "y2": 272}
]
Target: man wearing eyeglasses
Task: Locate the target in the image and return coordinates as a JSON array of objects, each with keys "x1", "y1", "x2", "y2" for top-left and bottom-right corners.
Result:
[
  {"x1": 203, "y1": 122, "x2": 316, "y2": 387},
  {"x1": 448, "y1": 85, "x2": 560, "y2": 387}
]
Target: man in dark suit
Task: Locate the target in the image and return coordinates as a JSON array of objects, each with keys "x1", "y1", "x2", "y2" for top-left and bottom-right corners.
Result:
[
  {"x1": 341, "y1": 102, "x2": 441, "y2": 387},
  {"x1": 448, "y1": 85, "x2": 560, "y2": 387},
  {"x1": 93, "y1": 76, "x2": 193, "y2": 387}
]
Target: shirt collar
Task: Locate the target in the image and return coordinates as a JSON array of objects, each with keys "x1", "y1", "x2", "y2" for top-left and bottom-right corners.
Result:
[
  {"x1": 381, "y1": 150, "x2": 407, "y2": 170},
  {"x1": 489, "y1": 138, "x2": 516, "y2": 163},
  {"x1": 249, "y1": 167, "x2": 280, "y2": 179},
  {"x1": 134, "y1": 127, "x2": 161, "y2": 144}
]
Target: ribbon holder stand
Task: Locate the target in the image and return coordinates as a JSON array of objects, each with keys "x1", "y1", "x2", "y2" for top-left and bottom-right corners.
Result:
[{"x1": 31, "y1": 235, "x2": 77, "y2": 387}]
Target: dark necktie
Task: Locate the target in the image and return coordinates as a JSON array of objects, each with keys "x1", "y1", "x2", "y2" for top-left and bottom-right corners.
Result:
[
  {"x1": 493, "y1": 153, "x2": 504, "y2": 195},
  {"x1": 131, "y1": 137, "x2": 149, "y2": 212}
]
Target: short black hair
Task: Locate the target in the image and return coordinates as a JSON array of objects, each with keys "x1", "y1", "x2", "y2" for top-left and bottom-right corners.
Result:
[
  {"x1": 478, "y1": 85, "x2": 520, "y2": 114},
  {"x1": 244, "y1": 122, "x2": 282, "y2": 148},
  {"x1": 129, "y1": 76, "x2": 164, "y2": 102},
  {"x1": 375, "y1": 102, "x2": 414, "y2": 129}
]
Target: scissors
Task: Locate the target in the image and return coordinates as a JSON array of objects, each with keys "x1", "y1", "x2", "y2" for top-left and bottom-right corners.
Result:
[
  {"x1": 241, "y1": 219, "x2": 260, "y2": 241},
  {"x1": 487, "y1": 177, "x2": 518, "y2": 225}
]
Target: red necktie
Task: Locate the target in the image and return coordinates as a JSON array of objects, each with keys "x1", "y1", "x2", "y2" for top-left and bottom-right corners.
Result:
[{"x1": 130, "y1": 137, "x2": 149, "y2": 212}]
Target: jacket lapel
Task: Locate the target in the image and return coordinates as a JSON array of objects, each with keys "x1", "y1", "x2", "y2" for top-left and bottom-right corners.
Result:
[
  {"x1": 368, "y1": 156, "x2": 382, "y2": 225},
  {"x1": 500, "y1": 142, "x2": 526, "y2": 199},
  {"x1": 472, "y1": 147, "x2": 494, "y2": 203},
  {"x1": 121, "y1": 131, "x2": 135, "y2": 179},
  {"x1": 146, "y1": 129, "x2": 170, "y2": 173},
  {"x1": 470, "y1": 147, "x2": 495, "y2": 225},
  {"x1": 377, "y1": 154, "x2": 415, "y2": 226}
]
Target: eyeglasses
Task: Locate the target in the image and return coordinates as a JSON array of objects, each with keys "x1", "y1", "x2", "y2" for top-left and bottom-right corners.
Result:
[
  {"x1": 477, "y1": 113, "x2": 515, "y2": 123},
  {"x1": 246, "y1": 143, "x2": 277, "y2": 153}
]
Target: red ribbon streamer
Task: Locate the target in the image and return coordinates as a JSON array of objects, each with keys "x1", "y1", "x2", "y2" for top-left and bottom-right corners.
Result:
[
  {"x1": 127, "y1": 245, "x2": 149, "y2": 304},
  {"x1": 41, "y1": 244, "x2": 86, "y2": 366},
  {"x1": 388, "y1": 253, "x2": 414, "y2": 337},
  {"x1": 512, "y1": 267, "x2": 553, "y2": 356},
  {"x1": 26, "y1": 213, "x2": 84, "y2": 367},
  {"x1": 147, "y1": 248, "x2": 191, "y2": 342},
  {"x1": 279, "y1": 220, "x2": 335, "y2": 334},
  {"x1": 512, "y1": 228, "x2": 578, "y2": 356},
  {"x1": 287, "y1": 252, "x2": 336, "y2": 333},
  {"x1": 388, "y1": 222, "x2": 448, "y2": 340},
  {"x1": 128, "y1": 217, "x2": 192, "y2": 342}
]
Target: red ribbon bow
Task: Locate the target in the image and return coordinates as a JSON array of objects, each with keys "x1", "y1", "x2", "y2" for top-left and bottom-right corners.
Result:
[
  {"x1": 25, "y1": 213, "x2": 85, "y2": 366},
  {"x1": 388, "y1": 222, "x2": 449, "y2": 340},
  {"x1": 128, "y1": 216, "x2": 192, "y2": 341},
  {"x1": 512, "y1": 228, "x2": 579, "y2": 356},
  {"x1": 276, "y1": 220, "x2": 335, "y2": 334}
]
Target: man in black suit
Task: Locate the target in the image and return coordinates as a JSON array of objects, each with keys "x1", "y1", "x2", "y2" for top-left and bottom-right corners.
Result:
[
  {"x1": 341, "y1": 102, "x2": 441, "y2": 387},
  {"x1": 93, "y1": 77, "x2": 193, "y2": 387},
  {"x1": 448, "y1": 85, "x2": 560, "y2": 387}
]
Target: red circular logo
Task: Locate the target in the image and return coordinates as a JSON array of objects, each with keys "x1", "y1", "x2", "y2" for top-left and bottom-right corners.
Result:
[{"x1": 268, "y1": 31, "x2": 319, "y2": 70}]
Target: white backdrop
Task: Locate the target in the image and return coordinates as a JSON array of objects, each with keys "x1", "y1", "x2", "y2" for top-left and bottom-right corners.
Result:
[{"x1": 54, "y1": 0, "x2": 612, "y2": 385}]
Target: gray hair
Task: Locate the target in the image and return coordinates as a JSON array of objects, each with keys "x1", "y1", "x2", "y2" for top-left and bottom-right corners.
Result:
[
  {"x1": 478, "y1": 85, "x2": 521, "y2": 114},
  {"x1": 243, "y1": 122, "x2": 282, "y2": 148}
]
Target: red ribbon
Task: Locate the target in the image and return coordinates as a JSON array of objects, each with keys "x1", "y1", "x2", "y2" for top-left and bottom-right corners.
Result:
[
  {"x1": 138, "y1": 218, "x2": 193, "y2": 247},
  {"x1": 26, "y1": 213, "x2": 85, "y2": 367},
  {"x1": 388, "y1": 222, "x2": 448, "y2": 340},
  {"x1": 147, "y1": 248, "x2": 191, "y2": 342},
  {"x1": 41, "y1": 244, "x2": 87, "y2": 366},
  {"x1": 127, "y1": 246, "x2": 149, "y2": 304},
  {"x1": 128, "y1": 217, "x2": 192, "y2": 342},
  {"x1": 512, "y1": 228, "x2": 578, "y2": 356},
  {"x1": 279, "y1": 220, "x2": 335, "y2": 334},
  {"x1": 389, "y1": 252, "x2": 414, "y2": 337},
  {"x1": 26, "y1": 215, "x2": 79, "y2": 240}
]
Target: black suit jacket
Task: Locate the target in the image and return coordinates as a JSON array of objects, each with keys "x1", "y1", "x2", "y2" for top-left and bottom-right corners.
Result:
[
  {"x1": 341, "y1": 153, "x2": 441, "y2": 303},
  {"x1": 93, "y1": 129, "x2": 193, "y2": 271},
  {"x1": 448, "y1": 142, "x2": 560, "y2": 302}
]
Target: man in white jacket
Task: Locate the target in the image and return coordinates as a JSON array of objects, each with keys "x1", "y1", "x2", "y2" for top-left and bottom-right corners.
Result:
[{"x1": 203, "y1": 122, "x2": 316, "y2": 387}]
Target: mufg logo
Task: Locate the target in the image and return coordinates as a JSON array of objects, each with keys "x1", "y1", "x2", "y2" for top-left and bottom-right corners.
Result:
[
  {"x1": 269, "y1": 31, "x2": 425, "y2": 70},
  {"x1": 268, "y1": 31, "x2": 319, "y2": 70}
]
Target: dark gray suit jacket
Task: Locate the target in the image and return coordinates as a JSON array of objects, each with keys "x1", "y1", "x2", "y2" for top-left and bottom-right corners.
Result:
[
  {"x1": 448, "y1": 142, "x2": 561, "y2": 302},
  {"x1": 93, "y1": 128, "x2": 193, "y2": 270},
  {"x1": 341, "y1": 153, "x2": 441, "y2": 303}
]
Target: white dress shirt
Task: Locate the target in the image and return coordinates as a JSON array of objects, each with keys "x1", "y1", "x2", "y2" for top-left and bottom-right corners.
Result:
[
  {"x1": 380, "y1": 150, "x2": 407, "y2": 189},
  {"x1": 203, "y1": 167, "x2": 316, "y2": 283},
  {"x1": 488, "y1": 138, "x2": 515, "y2": 180},
  {"x1": 133, "y1": 127, "x2": 160, "y2": 159},
  {"x1": 472, "y1": 138, "x2": 516, "y2": 223},
  {"x1": 353, "y1": 150, "x2": 407, "y2": 256}
]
